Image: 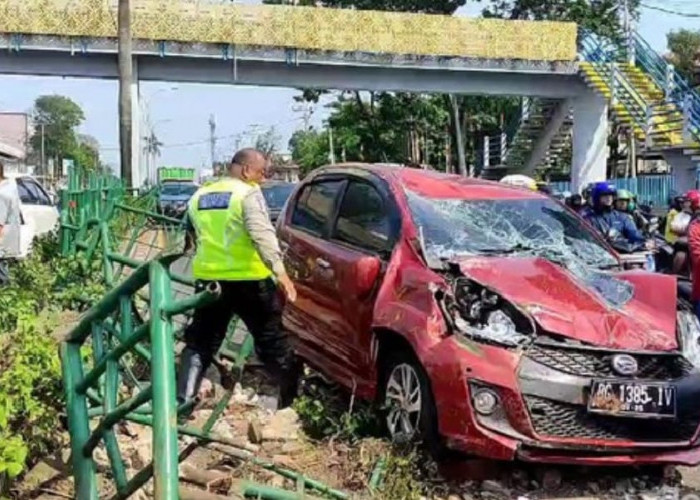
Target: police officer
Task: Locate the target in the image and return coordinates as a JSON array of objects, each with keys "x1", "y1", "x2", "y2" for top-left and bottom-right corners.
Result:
[{"x1": 178, "y1": 148, "x2": 300, "y2": 409}]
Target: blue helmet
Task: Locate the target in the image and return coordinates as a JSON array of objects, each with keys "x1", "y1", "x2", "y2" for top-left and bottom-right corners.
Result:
[{"x1": 590, "y1": 181, "x2": 616, "y2": 206}]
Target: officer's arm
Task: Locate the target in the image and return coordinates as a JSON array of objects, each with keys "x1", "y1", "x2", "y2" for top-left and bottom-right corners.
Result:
[
  {"x1": 182, "y1": 211, "x2": 196, "y2": 252},
  {"x1": 242, "y1": 189, "x2": 287, "y2": 278}
]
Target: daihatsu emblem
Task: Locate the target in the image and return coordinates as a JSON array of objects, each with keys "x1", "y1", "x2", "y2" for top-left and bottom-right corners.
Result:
[{"x1": 611, "y1": 354, "x2": 638, "y2": 376}]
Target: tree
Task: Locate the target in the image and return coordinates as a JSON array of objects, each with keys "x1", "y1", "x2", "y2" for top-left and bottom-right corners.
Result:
[
  {"x1": 289, "y1": 128, "x2": 330, "y2": 176},
  {"x1": 479, "y1": 0, "x2": 640, "y2": 40},
  {"x1": 30, "y1": 95, "x2": 85, "y2": 171},
  {"x1": 143, "y1": 132, "x2": 163, "y2": 184},
  {"x1": 254, "y1": 127, "x2": 282, "y2": 158},
  {"x1": 263, "y1": 0, "x2": 465, "y2": 14},
  {"x1": 118, "y1": 0, "x2": 133, "y2": 186},
  {"x1": 667, "y1": 29, "x2": 700, "y2": 86}
]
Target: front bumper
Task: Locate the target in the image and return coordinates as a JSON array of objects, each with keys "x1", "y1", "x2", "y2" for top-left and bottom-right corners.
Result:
[{"x1": 423, "y1": 338, "x2": 700, "y2": 466}]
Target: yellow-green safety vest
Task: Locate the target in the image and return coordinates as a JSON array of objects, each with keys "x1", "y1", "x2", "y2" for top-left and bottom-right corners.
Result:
[{"x1": 187, "y1": 177, "x2": 272, "y2": 281}]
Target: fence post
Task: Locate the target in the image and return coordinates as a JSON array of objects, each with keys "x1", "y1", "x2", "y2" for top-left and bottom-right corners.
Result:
[
  {"x1": 665, "y1": 63, "x2": 675, "y2": 101},
  {"x1": 500, "y1": 133, "x2": 507, "y2": 165},
  {"x1": 148, "y1": 260, "x2": 180, "y2": 499},
  {"x1": 682, "y1": 94, "x2": 692, "y2": 143},
  {"x1": 609, "y1": 62, "x2": 617, "y2": 106},
  {"x1": 521, "y1": 98, "x2": 530, "y2": 121},
  {"x1": 626, "y1": 28, "x2": 635, "y2": 65},
  {"x1": 644, "y1": 105, "x2": 653, "y2": 150},
  {"x1": 483, "y1": 136, "x2": 490, "y2": 168}
]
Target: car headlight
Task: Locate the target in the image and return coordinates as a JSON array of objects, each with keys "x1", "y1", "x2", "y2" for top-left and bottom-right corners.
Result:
[
  {"x1": 443, "y1": 277, "x2": 535, "y2": 347},
  {"x1": 677, "y1": 310, "x2": 700, "y2": 368}
]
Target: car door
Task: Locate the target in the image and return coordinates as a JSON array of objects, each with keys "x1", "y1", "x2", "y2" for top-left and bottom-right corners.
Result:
[
  {"x1": 16, "y1": 177, "x2": 58, "y2": 235},
  {"x1": 317, "y1": 178, "x2": 398, "y2": 393},
  {"x1": 279, "y1": 178, "x2": 348, "y2": 380}
]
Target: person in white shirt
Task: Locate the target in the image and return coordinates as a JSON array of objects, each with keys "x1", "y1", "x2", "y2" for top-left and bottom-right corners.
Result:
[{"x1": 0, "y1": 161, "x2": 21, "y2": 285}]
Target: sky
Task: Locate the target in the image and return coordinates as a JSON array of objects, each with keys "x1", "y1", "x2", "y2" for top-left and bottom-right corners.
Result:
[{"x1": 0, "y1": 1, "x2": 698, "y2": 173}]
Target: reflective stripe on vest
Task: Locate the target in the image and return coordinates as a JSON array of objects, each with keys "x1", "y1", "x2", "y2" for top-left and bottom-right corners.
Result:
[{"x1": 188, "y1": 177, "x2": 272, "y2": 281}]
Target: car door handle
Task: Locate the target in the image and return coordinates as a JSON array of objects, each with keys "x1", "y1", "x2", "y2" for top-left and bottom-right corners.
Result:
[{"x1": 316, "y1": 257, "x2": 331, "y2": 269}]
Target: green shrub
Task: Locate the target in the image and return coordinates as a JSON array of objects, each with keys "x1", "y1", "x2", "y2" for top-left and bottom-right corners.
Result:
[
  {"x1": 0, "y1": 312, "x2": 64, "y2": 482},
  {"x1": 0, "y1": 233, "x2": 104, "y2": 490}
]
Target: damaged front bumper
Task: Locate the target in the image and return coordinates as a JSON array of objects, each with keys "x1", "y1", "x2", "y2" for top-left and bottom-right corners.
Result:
[{"x1": 424, "y1": 338, "x2": 700, "y2": 465}]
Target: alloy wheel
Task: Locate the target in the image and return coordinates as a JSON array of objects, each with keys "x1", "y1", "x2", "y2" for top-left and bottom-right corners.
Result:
[{"x1": 384, "y1": 363, "x2": 422, "y2": 443}]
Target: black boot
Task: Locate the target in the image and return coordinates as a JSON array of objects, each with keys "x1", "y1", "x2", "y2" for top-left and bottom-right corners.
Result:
[
  {"x1": 176, "y1": 348, "x2": 207, "y2": 406},
  {"x1": 277, "y1": 359, "x2": 302, "y2": 410}
]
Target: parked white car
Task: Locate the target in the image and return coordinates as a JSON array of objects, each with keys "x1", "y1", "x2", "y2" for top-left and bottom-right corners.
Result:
[{"x1": 3, "y1": 174, "x2": 59, "y2": 258}]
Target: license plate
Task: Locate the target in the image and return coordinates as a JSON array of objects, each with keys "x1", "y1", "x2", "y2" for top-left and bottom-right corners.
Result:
[{"x1": 588, "y1": 380, "x2": 676, "y2": 418}]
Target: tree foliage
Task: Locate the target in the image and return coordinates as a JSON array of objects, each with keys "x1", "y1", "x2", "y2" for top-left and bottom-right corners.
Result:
[
  {"x1": 479, "y1": 0, "x2": 639, "y2": 40},
  {"x1": 263, "y1": 0, "x2": 465, "y2": 14},
  {"x1": 667, "y1": 29, "x2": 700, "y2": 86},
  {"x1": 30, "y1": 95, "x2": 103, "y2": 172},
  {"x1": 289, "y1": 128, "x2": 330, "y2": 176}
]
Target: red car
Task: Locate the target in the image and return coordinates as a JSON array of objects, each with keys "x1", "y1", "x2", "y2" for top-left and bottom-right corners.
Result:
[{"x1": 277, "y1": 164, "x2": 700, "y2": 465}]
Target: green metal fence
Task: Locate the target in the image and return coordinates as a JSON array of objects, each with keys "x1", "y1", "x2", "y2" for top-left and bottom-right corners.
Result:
[{"x1": 58, "y1": 167, "x2": 347, "y2": 500}]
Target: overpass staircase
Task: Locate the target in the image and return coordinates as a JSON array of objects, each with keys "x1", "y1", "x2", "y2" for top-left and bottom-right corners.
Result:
[{"x1": 499, "y1": 31, "x2": 700, "y2": 181}]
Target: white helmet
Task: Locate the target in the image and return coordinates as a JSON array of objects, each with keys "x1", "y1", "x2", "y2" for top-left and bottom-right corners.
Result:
[{"x1": 500, "y1": 174, "x2": 538, "y2": 191}]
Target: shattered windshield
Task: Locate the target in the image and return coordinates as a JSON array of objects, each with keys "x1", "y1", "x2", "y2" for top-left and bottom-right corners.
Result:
[{"x1": 406, "y1": 190, "x2": 618, "y2": 270}]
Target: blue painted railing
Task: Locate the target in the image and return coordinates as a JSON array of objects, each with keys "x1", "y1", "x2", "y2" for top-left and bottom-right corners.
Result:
[
  {"x1": 551, "y1": 175, "x2": 676, "y2": 207},
  {"x1": 632, "y1": 32, "x2": 700, "y2": 143}
]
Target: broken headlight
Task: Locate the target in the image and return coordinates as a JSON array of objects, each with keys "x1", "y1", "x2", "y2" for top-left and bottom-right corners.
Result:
[
  {"x1": 677, "y1": 310, "x2": 700, "y2": 368},
  {"x1": 445, "y1": 277, "x2": 534, "y2": 347}
]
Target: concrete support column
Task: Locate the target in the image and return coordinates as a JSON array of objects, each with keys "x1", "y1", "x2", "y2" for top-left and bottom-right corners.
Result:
[
  {"x1": 665, "y1": 150, "x2": 698, "y2": 193},
  {"x1": 131, "y1": 56, "x2": 142, "y2": 188},
  {"x1": 571, "y1": 90, "x2": 608, "y2": 194}
]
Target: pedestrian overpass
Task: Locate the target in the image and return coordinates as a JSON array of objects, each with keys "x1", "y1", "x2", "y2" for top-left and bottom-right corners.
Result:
[{"x1": 0, "y1": 0, "x2": 698, "y2": 192}]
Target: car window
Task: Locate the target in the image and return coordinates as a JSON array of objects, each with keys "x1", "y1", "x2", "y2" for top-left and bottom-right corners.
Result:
[
  {"x1": 290, "y1": 180, "x2": 344, "y2": 235},
  {"x1": 17, "y1": 179, "x2": 51, "y2": 205},
  {"x1": 262, "y1": 184, "x2": 296, "y2": 211},
  {"x1": 333, "y1": 181, "x2": 391, "y2": 252}
]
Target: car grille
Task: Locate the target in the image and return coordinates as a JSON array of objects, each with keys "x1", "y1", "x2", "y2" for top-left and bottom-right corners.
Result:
[
  {"x1": 525, "y1": 344, "x2": 694, "y2": 380},
  {"x1": 525, "y1": 395, "x2": 700, "y2": 442}
]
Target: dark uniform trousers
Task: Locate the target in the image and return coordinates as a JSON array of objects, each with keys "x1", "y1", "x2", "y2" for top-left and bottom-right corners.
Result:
[{"x1": 180, "y1": 278, "x2": 299, "y2": 407}]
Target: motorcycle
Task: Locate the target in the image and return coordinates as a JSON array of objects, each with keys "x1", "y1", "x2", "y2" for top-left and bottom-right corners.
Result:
[{"x1": 606, "y1": 228, "x2": 656, "y2": 271}]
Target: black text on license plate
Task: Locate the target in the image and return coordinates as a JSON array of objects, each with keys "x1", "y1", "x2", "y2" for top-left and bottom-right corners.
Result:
[{"x1": 588, "y1": 380, "x2": 676, "y2": 418}]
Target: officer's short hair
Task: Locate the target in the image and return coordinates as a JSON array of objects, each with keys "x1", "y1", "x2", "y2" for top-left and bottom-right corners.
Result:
[{"x1": 231, "y1": 148, "x2": 265, "y2": 168}]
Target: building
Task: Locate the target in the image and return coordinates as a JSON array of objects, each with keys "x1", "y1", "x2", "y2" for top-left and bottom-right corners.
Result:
[{"x1": 0, "y1": 112, "x2": 31, "y2": 173}]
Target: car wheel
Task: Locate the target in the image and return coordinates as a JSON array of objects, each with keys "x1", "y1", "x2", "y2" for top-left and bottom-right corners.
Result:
[{"x1": 381, "y1": 351, "x2": 440, "y2": 448}]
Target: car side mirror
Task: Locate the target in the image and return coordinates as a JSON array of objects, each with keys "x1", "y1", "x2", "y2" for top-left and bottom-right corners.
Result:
[{"x1": 354, "y1": 255, "x2": 381, "y2": 297}]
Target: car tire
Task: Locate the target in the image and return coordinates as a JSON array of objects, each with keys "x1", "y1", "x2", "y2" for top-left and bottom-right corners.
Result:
[{"x1": 380, "y1": 349, "x2": 442, "y2": 453}]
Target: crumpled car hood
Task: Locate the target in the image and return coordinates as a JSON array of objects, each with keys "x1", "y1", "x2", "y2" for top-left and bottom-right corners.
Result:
[{"x1": 458, "y1": 256, "x2": 678, "y2": 351}]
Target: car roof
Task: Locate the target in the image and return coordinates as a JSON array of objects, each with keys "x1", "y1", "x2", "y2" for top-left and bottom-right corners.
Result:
[{"x1": 312, "y1": 163, "x2": 546, "y2": 200}]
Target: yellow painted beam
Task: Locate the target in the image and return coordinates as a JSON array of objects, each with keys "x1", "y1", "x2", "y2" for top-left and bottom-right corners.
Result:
[{"x1": 0, "y1": 0, "x2": 577, "y2": 61}]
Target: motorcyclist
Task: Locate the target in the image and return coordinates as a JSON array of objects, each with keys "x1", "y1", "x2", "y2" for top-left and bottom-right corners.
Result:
[
  {"x1": 669, "y1": 191, "x2": 698, "y2": 275},
  {"x1": 615, "y1": 189, "x2": 649, "y2": 232},
  {"x1": 583, "y1": 182, "x2": 646, "y2": 247},
  {"x1": 566, "y1": 193, "x2": 585, "y2": 213},
  {"x1": 666, "y1": 195, "x2": 690, "y2": 244}
]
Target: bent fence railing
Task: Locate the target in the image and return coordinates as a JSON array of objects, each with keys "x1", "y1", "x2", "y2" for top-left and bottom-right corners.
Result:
[{"x1": 58, "y1": 167, "x2": 348, "y2": 499}]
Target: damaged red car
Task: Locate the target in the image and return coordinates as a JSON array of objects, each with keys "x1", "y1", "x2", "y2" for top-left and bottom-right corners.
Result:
[{"x1": 277, "y1": 164, "x2": 700, "y2": 465}]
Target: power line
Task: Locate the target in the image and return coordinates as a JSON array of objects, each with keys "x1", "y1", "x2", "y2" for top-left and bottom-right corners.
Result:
[
  {"x1": 99, "y1": 116, "x2": 306, "y2": 152},
  {"x1": 640, "y1": 1, "x2": 700, "y2": 17}
]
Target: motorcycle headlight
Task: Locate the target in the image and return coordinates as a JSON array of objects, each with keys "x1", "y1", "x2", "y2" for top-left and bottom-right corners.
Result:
[
  {"x1": 677, "y1": 310, "x2": 700, "y2": 368},
  {"x1": 446, "y1": 277, "x2": 535, "y2": 347}
]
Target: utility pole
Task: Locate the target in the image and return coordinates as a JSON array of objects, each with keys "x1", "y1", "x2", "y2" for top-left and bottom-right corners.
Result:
[
  {"x1": 40, "y1": 123, "x2": 45, "y2": 177},
  {"x1": 328, "y1": 127, "x2": 336, "y2": 164},
  {"x1": 118, "y1": 0, "x2": 133, "y2": 187},
  {"x1": 209, "y1": 114, "x2": 216, "y2": 170}
]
